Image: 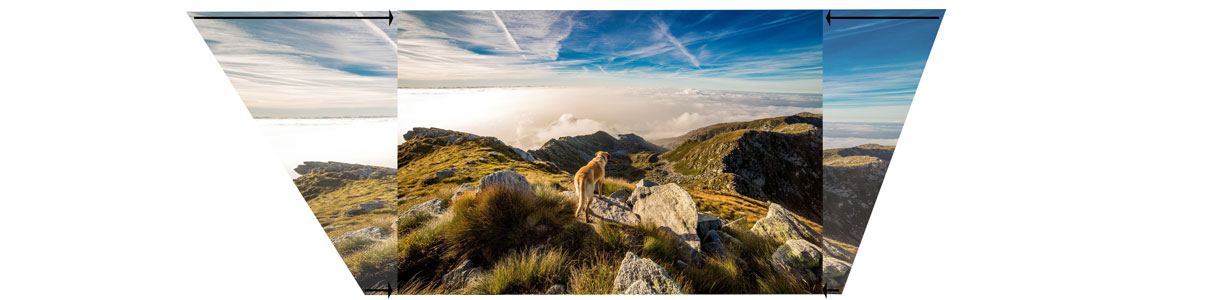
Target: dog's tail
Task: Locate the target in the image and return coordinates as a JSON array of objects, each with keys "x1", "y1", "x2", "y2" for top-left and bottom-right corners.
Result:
[{"x1": 573, "y1": 173, "x2": 584, "y2": 209}]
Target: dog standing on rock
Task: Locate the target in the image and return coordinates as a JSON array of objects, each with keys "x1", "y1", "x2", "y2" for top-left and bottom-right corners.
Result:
[{"x1": 573, "y1": 151, "x2": 611, "y2": 223}]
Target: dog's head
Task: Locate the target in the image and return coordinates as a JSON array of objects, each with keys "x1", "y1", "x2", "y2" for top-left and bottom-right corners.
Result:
[{"x1": 595, "y1": 151, "x2": 612, "y2": 162}]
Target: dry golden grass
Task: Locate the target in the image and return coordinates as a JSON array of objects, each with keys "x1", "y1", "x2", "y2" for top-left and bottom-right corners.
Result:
[
  {"x1": 826, "y1": 238, "x2": 858, "y2": 254},
  {"x1": 824, "y1": 155, "x2": 883, "y2": 167},
  {"x1": 599, "y1": 177, "x2": 635, "y2": 195},
  {"x1": 307, "y1": 176, "x2": 396, "y2": 239},
  {"x1": 687, "y1": 190, "x2": 768, "y2": 224},
  {"x1": 471, "y1": 247, "x2": 569, "y2": 294},
  {"x1": 567, "y1": 253, "x2": 620, "y2": 294}
]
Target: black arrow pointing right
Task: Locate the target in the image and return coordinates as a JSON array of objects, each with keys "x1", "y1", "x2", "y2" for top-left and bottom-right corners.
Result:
[{"x1": 193, "y1": 10, "x2": 395, "y2": 26}]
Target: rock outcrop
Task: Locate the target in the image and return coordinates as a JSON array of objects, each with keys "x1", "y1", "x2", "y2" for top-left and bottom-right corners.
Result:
[
  {"x1": 294, "y1": 161, "x2": 396, "y2": 180},
  {"x1": 403, "y1": 198, "x2": 446, "y2": 217},
  {"x1": 561, "y1": 191, "x2": 640, "y2": 225},
  {"x1": 609, "y1": 189, "x2": 631, "y2": 203},
  {"x1": 631, "y1": 183, "x2": 700, "y2": 259},
  {"x1": 659, "y1": 113, "x2": 823, "y2": 222},
  {"x1": 293, "y1": 162, "x2": 395, "y2": 201},
  {"x1": 696, "y1": 213, "x2": 725, "y2": 239},
  {"x1": 822, "y1": 256, "x2": 851, "y2": 290},
  {"x1": 751, "y1": 203, "x2": 822, "y2": 245},
  {"x1": 442, "y1": 260, "x2": 485, "y2": 290},
  {"x1": 402, "y1": 127, "x2": 518, "y2": 156},
  {"x1": 477, "y1": 169, "x2": 533, "y2": 198},
  {"x1": 626, "y1": 179, "x2": 659, "y2": 207},
  {"x1": 700, "y1": 230, "x2": 729, "y2": 256},
  {"x1": 660, "y1": 112, "x2": 822, "y2": 149},
  {"x1": 451, "y1": 183, "x2": 479, "y2": 201},
  {"x1": 824, "y1": 145, "x2": 893, "y2": 247},
  {"x1": 771, "y1": 239, "x2": 822, "y2": 280},
  {"x1": 331, "y1": 226, "x2": 389, "y2": 244},
  {"x1": 612, "y1": 252, "x2": 681, "y2": 294},
  {"x1": 358, "y1": 200, "x2": 386, "y2": 211}
]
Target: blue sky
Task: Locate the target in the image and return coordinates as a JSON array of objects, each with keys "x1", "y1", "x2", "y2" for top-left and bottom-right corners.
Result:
[
  {"x1": 398, "y1": 11, "x2": 822, "y2": 94},
  {"x1": 192, "y1": 12, "x2": 397, "y2": 118},
  {"x1": 823, "y1": 9, "x2": 942, "y2": 147},
  {"x1": 824, "y1": 9, "x2": 942, "y2": 123}
]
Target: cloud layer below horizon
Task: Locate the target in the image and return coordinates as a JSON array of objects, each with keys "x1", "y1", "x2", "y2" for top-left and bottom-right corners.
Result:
[
  {"x1": 824, "y1": 10, "x2": 942, "y2": 149},
  {"x1": 400, "y1": 87, "x2": 821, "y2": 149}
]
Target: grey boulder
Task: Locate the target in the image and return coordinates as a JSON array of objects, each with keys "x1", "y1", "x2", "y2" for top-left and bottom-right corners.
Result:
[
  {"x1": 609, "y1": 188, "x2": 631, "y2": 204},
  {"x1": 561, "y1": 191, "x2": 640, "y2": 225},
  {"x1": 442, "y1": 260, "x2": 485, "y2": 290},
  {"x1": 771, "y1": 239, "x2": 822, "y2": 280},
  {"x1": 612, "y1": 252, "x2": 681, "y2": 294},
  {"x1": 404, "y1": 198, "x2": 445, "y2": 216},
  {"x1": 451, "y1": 183, "x2": 479, "y2": 201},
  {"x1": 750, "y1": 203, "x2": 822, "y2": 245},
  {"x1": 631, "y1": 183, "x2": 699, "y2": 259},
  {"x1": 696, "y1": 213, "x2": 725, "y2": 239},
  {"x1": 478, "y1": 169, "x2": 534, "y2": 198}
]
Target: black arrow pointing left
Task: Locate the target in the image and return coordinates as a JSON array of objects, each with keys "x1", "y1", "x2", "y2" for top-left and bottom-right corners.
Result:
[
  {"x1": 825, "y1": 10, "x2": 940, "y2": 26},
  {"x1": 193, "y1": 10, "x2": 394, "y2": 26}
]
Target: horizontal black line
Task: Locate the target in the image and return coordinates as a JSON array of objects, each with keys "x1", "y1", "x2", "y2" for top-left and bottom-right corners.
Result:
[
  {"x1": 193, "y1": 16, "x2": 389, "y2": 20},
  {"x1": 828, "y1": 16, "x2": 940, "y2": 20}
]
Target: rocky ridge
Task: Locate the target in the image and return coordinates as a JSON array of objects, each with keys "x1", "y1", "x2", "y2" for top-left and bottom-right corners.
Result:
[
  {"x1": 660, "y1": 113, "x2": 823, "y2": 223},
  {"x1": 821, "y1": 144, "x2": 893, "y2": 291},
  {"x1": 294, "y1": 161, "x2": 395, "y2": 201},
  {"x1": 527, "y1": 131, "x2": 666, "y2": 181}
]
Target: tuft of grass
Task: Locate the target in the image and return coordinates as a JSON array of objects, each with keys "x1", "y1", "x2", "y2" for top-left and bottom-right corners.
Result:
[
  {"x1": 471, "y1": 247, "x2": 569, "y2": 294},
  {"x1": 720, "y1": 225, "x2": 781, "y2": 262},
  {"x1": 399, "y1": 278, "x2": 449, "y2": 295},
  {"x1": 345, "y1": 239, "x2": 396, "y2": 288},
  {"x1": 599, "y1": 177, "x2": 635, "y2": 195},
  {"x1": 443, "y1": 185, "x2": 574, "y2": 264},
  {"x1": 756, "y1": 270, "x2": 817, "y2": 294},
  {"x1": 397, "y1": 212, "x2": 434, "y2": 235},
  {"x1": 682, "y1": 255, "x2": 747, "y2": 293},
  {"x1": 719, "y1": 224, "x2": 783, "y2": 278},
  {"x1": 669, "y1": 272, "x2": 696, "y2": 294},
  {"x1": 589, "y1": 222, "x2": 624, "y2": 249},
  {"x1": 532, "y1": 182, "x2": 570, "y2": 205},
  {"x1": 334, "y1": 236, "x2": 377, "y2": 255},
  {"x1": 567, "y1": 253, "x2": 620, "y2": 295},
  {"x1": 398, "y1": 213, "x2": 453, "y2": 283},
  {"x1": 633, "y1": 222, "x2": 683, "y2": 263}
]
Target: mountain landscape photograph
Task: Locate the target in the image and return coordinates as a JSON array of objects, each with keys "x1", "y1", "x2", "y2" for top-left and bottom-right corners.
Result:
[
  {"x1": 192, "y1": 12, "x2": 400, "y2": 294},
  {"x1": 396, "y1": 10, "x2": 827, "y2": 294}
]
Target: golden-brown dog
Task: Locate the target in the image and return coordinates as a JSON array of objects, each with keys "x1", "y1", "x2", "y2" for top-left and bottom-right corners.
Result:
[{"x1": 573, "y1": 151, "x2": 611, "y2": 223}]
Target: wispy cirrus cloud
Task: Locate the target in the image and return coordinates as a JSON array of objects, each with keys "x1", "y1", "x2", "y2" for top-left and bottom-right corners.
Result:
[
  {"x1": 398, "y1": 10, "x2": 822, "y2": 94},
  {"x1": 192, "y1": 11, "x2": 397, "y2": 118},
  {"x1": 651, "y1": 17, "x2": 700, "y2": 68}
]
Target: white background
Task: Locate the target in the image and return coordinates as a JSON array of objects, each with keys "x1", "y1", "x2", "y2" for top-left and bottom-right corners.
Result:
[{"x1": 2, "y1": 1, "x2": 1218, "y2": 299}]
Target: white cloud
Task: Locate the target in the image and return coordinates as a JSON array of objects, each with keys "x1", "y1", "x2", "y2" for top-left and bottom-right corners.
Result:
[
  {"x1": 824, "y1": 122, "x2": 904, "y2": 149},
  {"x1": 825, "y1": 137, "x2": 899, "y2": 149},
  {"x1": 532, "y1": 114, "x2": 611, "y2": 145},
  {"x1": 400, "y1": 87, "x2": 821, "y2": 149}
]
